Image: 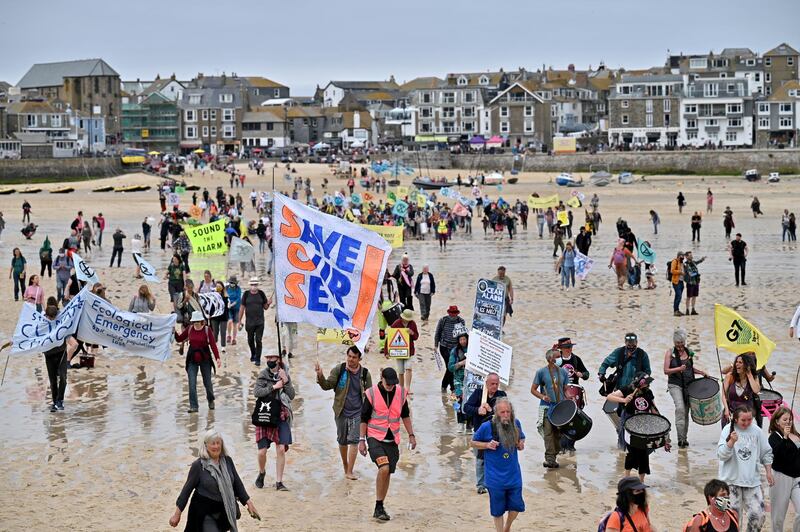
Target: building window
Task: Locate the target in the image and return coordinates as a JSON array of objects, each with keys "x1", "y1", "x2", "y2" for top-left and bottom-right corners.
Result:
[
  {"x1": 726, "y1": 131, "x2": 737, "y2": 142},
  {"x1": 621, "y1": 114, "x2": 629, "y2": 125},
  {"x1": 706, "y1": 119, "x2": 718, "y2": 127},
  {"x1": 457, "y1": 76, "x2": 468, "y2": 86},
  {"x1": 689, "y1": 58, "x2": 708, "y2": 69},
  {"x1": 223, "y1": 109, "x2": 234, "y2": 122},
  {"x1": 685, "y1": 104, "x2": 697, "y2": 114},
  {"x1": 219, "y1": 93, "x2": 233, "y2": 103},
  {"x1": 758, "y1": 103, "x2": 770, "y2": 114},
  {"x1": 421, "y1": 122, "x2": 431, "y2": 133},
  {"x1": 524, "y1": 121, "x2": 533, "y2": 133},
  {"x1": 266, "y1": 123, "x2": 274, "y2": 131},
  {"x1": 422, "y1": 92, "x2": 432, "y2": 104},
  {"x1": 464, "y1": 91, "x2": 475, "y2": 103},
  {"x1": 746, "y1": 58, "x2": 756, "y2": 66},
  {"x1": 441, "y1": 121, "x2": 455, "y2": 133},
  {"x1": 210, "y1": 126, "x2": 217, "y2": 136},
  {"x1": 687, "y1": 131, "x2": 698, "y2": 140},
  {"x1": 780, "y1": 116, "x2": 793, "y2": 129},
  {"x1": 703, "y1": 83, "x2": 719, "y2": 97},
  {"x1": 500, "y1": 106, "x2": 508, "y2": 117},
  {"x1": 621, "y1": 100, "x2": 629, "y2": 108},
  {"x1": 645, "y1": 100, "x2": 653, "y2": 113},
  {"x1": 26, "y1": 114, "x2": 37, "y2": 127},
  {"x1": 645, "y1": 114, "x2": 653, "y2": 127},
  {"x1": 500, "y1": 121, "x2": 509, "y2": 133},
  {"x1": 686, "y1": 119, "x2": 696, "y2": 128},
  {"x1": 463, "y1": 107, "x2": 474, "y2": 118},
  {"x1": 51, "y1": 115, "x2": 62, "y2": 127},
  {"x1": 524, "y1": 106, "x2": 533, "y2": 117},
  {"x1": 223, "y1": 125, "x2": 235, "y2": 138},
  {"x1": 202, "y1": 110, "x2": 209, "y2": 121},
  {"x1": 274, "y1": 89, "x2": 281, "y2": 97},
  {"x1": 462, "y1": 122, "x2": 474, "y2": 131},
  {"x1": 202, "y1": 126, "x2": 209, "y2": 136},
  {"x1": 787, "y1": 56, "x2": 795, "y2": 66},
  {"x1": 185, "y1": 126, "x2": 197, "y2": 138},
  {"x1": 728, "y1": 118, "x2": 742, "y2": 127},
  {"x1": 189, "y1": 95, "x2": 201, "y2": 104},
  {"x1": 727, "y1": 103, "x2": 742, "y2": 114},
  {"x1": 442, "y1": 92, "x2": 455, "y2": 104},
  {"x1": 758, "y1": 117, "x2": 770, "y2": 129},
  {"x1": 754, "y1": 72, "x2": 761, "y2": 82},
  {"x1": 421, "y1": 108, "x2": 431, "y2": 118},
  {"x1": 765, "y1": 57, "x2": 772, "y2": 67},
  {"x1": 663, "y1": 99, "x2": 671, "y2": 112},
  {"x1": 210, "y1": 110, "x2": 217, "y2": 120},
  {"x1": 479, "y1": 76, "x2": 489, "y2": 85},
  {"x1": 185, "y1": 110, "x2": 196, "y2": 122},
  {"x1": 765, "y1": 73, "x2": 772, "y2": 83},
  {"x1": 779, "y1": 103, "x2": 792, "y2": 114},
  {"x1": 664, "y1": 114, "x2": 670, "y2": 126},
  {"x1": 766, "y1": 86, "x2": 772, "y2": 96}
]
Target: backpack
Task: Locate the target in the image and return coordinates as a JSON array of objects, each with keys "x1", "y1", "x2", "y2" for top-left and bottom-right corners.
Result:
[
  {"x1": 682, "y1": 509, "x2": 738, "y2": 532},
  {"x1": 338, "y1": 363, "x2": 369, "y2": 393},
  {"x1": 598, "y1": 509, "x2": 637, "y2": 532},
  {"x1": 665, "y1": 260, "x2": 673, "y2": 281}
]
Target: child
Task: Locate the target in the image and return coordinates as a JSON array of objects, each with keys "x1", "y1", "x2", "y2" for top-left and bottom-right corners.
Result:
[{"x1": 644, "y1": 263, "x2": 657, "y2": 290}]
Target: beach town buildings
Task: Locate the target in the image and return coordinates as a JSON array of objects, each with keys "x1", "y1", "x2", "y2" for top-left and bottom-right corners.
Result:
[
  {"x1": 319, "y1": 79, "x2": 401, "y2": 108},
  {"x1": 608, "y1": 73, "x2": 683, "y2": 148},
  {"x1": 16, "y1": 59, "x2": 121, "y2": 142},
  {"x1": 121, "y1": 92, "x2": 181, "y2": 153},
  {"x1": 677, "y1": 75, "x2": 754, "y2": 147},
  {"x1": 485, "y1": 81, "x2": 552, "y2": 148},
  {"x1": 755, "y1": 80, "x2": 798, "y2": 148},
  {"x1": 763, "y1": 43, "x2": 799, "y2": 97}
]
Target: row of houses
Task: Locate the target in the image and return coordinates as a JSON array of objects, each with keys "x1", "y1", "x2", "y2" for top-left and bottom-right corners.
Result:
[{"x1": 1, "y1": 42, "x2": 797, "y2": 158}]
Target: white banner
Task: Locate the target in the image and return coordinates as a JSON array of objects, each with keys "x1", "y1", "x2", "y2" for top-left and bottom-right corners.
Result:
[
  {"x1": 76, "y1": 291, "x2": 177, "y2": 362},
  {"x1": 72, "y1": 252, "x2": 100, "y2": 285},
  {"x1": 465, "y1": 328, "x2": 513, "y2": 385},
  {"x1": 198, "y1": 292, "x2": 226, "y2": 318},
  {"x1": 272, "y1": 193, "x2": 391, "y2": 350},
  {"x1": 228, "y1": 237, "x2": 254, "y2": 263},
  {"x1": 574, "y1": 250, "x2": 595, "y2": 280},
  {"x1": 12, "y1": 288, "x2": 88, "y2": 355},
  {"x1": 132, "y1": 253, "x2": 160, "y2": 283}
]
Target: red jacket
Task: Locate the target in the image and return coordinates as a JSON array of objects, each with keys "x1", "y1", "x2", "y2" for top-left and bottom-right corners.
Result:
[{"x1": 175, "y1": 325, "x2": 220, "y2": 361}]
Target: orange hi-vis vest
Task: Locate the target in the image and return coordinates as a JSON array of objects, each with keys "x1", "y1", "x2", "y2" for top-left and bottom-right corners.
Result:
[{"x1": 365, "y1": 384, "x2": 405, "y2": 444}]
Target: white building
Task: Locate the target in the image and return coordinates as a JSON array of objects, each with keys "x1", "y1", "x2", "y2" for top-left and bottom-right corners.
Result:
[{"x1": 678, "y1": 76, "x2": 754, "y2": 147}]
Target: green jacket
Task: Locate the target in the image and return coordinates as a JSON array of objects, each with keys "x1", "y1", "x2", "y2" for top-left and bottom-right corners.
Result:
[{"x1": 316, "y1": 363, "x2": 372, "y2": 417}]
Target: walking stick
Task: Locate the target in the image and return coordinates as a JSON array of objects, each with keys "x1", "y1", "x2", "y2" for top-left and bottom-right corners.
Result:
[
  {"x1": 791, "y1": 364, "x2": 800, "y2": 414},
  {"x1": 0, "y1": 341, "x2": 13, "y2": 387}
]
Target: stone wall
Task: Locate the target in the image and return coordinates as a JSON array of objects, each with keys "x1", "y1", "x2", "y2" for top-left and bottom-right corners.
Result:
[
  {"x1": 385, "y1": 149, "x2": 800, "y2": 175},
  {"x1": 0, "y1": 157, "x2": 124, "y2": 182}
]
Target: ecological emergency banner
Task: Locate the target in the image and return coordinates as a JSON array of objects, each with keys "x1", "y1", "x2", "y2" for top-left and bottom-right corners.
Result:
[
  {"x1": 228, "y1": 236, "x2": 255, "y2": 263},
  {"x1": 360, "y1": 224, "x2": 404, "y2": 248},
  {"x1": 186, "y1": 219, "x2": 227, "y2": 254},
  {"x1": 198, "y1": 292, "x2": 226, "y2": 318},
  {"x1": 527, "y1": 194, "x2": 559, "y2": 210},
  {"x1": 273, "y1": 193, "x2": 391, "y2": 350},
  {"x1": 12, "y1": 287, "x2": 88, "y2": 355},
  {"x1": 76, "y1": 291, "x2": 177, "y2": 362}
]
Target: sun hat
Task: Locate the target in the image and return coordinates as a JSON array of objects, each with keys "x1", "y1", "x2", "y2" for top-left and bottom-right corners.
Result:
[
  {"x1": 190, "y1": 310, "x2": 205, "y2": 322},
  {"x1": 447, "y1": 305, "x2": 460, "y2": 315},
  {"x1": 400, "y1": 309, "x2": 414, "y2": 321},
  {"x1": 249, "y1": 277, "x2": 259, "y2": 286}
]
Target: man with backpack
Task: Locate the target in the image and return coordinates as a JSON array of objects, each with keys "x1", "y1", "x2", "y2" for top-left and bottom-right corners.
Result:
[
  {"x1": 668, "y1": 252, "x2": 685, "y2": 316},
  {"x1": 315, "y1": 346, "x2": 373, "y2": 481},
  {"x1": 238, "y1": 277, "x2": 271, "y2": 366},
  {"x1": 598, "y1": 333, "x2": 652, "y2": 394}
]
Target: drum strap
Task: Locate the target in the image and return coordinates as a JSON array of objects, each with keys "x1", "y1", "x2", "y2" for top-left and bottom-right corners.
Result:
[{"x1": 548, "y1": 367, "x2": 562, "y2": 402}]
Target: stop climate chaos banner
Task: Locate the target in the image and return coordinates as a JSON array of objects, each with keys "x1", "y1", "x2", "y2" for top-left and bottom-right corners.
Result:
[{"x1": 272, "y1": 193, "x2": 391, "y2": 350}]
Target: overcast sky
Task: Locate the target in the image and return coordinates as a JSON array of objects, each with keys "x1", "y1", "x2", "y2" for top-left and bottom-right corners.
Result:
[{"x1": 2, "y1": 0, "x2": 798, "y2": 95}]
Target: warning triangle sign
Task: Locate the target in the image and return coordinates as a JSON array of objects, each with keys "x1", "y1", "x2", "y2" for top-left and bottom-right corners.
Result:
[{"x1": 389, "y1": 330, "x2": 408, "y2": 348}]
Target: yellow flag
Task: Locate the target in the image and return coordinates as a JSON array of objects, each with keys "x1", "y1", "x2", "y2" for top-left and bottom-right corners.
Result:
[
  {"x1": 567, "y1": 196, "x2": 582, "y2": 208},
  {"x1": 316, "y1": 327, "x2": 360, "y2": 346},
  {"x1": 360, "y1": 224, "x2": 404, "y2": 248},
  {"x1": 557, "y1": 210, "x2": 569, "y2": 226},
  {"x1": 417, "y1": 195, "x2": 427, "y2": 209},
  {"x1": 527, "y1": 194, "x2": 559, "y2": 210},
  {"x1": 713, "y1": 304, "x2": 776, "y2": 368},
  {"x1": 396, "y1": 186, "x2": 409, "y2": 197}
]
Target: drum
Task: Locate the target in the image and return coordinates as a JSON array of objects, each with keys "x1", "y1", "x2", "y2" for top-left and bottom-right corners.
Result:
[
  {"x1": 624, "y1": 413, "x2": 671, "y2": 450},
  {"x1": 687, "y1": 377, "x2": 723, "y2": 425},
  {"x1": 548, "y1": 400, "x2": 593, "y2": 441},
  {"x1": 603, "y1": 399, "x2": 621, "y2": 431},
  {"x1": 759, "y1": 389, "x2": 783, "y2": 417},
  {"x1": 564, "y1": 384, "x2": 586, "y2": 410},
  {"x1": 382, "y1": 303, "x2": 402, "y2": 325}
]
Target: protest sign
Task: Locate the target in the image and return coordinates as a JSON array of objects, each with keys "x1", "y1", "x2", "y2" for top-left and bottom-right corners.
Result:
[
  {"x1": 637, "y1": 239, "x2": 656, "y2": 264},
  {"x1": 465, "y1": 328, "x2": 513, "y2": 385},
  {"x1": 76, "y1": 291, "x2": 177, "y2": 362},
  {"x1": 567, "y1": 196, "x2": 582, "y2": 208},
  {"x1": 396, "y1": 186, "x2": 409, "y2": 197},
  {"x1": 527, "y1": 194, "x2": 559, "y2": 210},
  {"x1": 186, "y1": 219, "x2": 227, "y2": 254},
  {"x1": 72, "y1": 253, "x2": 100, "y2": 285},
  {"x1": 166, "y1": 193, "x2": 180, "y2": 207},
  {"x1": 12, "y1": 288, "x2": 87, "y2": 355},
  {"x1": 574, "y1": 250, "x2": 595, "y2": 280},
  {"x1": 272, "y1": 193, "x2": 391, "y2": 350},
  {"x1": 392, "y1": 200, "x2": 409, "y2": 217},
  {"x1": 557, "y1": 210, "x2": 569, "y2": 226},
  {"x1": 198, "y1": 292, "x2": 226, "y2": 318},
  {"x1": 316, "y1": 327, "x2": 361, "y2": 346},
  {"x1": 360, "y1": 224, "x2": 404, "y2": 248},
  {"x1": 452, "y1": 203, "x2": 469, "y2": 217},
  {"x1": 228, "y1": 237, "x2": 254, "y2": 263},
  {"x1": 417, "y1": 195, "x2": 427, "y2": 209},
  {"x1": 175, "y1": 186, "x2": 186, "y2": 194},
  {"x1": 188, "y1": 205, "x2": 202, "y2": 219},
  {"x1": 386, "y1": 328, "x2": 410, "y2": 359},
  {"x1": 132, "y1": 252, "x2": 160, "y2": 283},
  {"x1": 463, "y1": 278, "x2": 508, "y2": 399}
]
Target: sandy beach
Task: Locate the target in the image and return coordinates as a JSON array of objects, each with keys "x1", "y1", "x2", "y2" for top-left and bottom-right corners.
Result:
[{"x1": 0, "y1": 161, "x2": 798, "y2": 531}]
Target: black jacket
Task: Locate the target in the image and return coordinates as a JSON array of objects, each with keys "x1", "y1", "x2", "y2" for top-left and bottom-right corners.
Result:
[
  {"x1": 414, "y1": 272, "x2": 436, "y2": 295},
  {"x1": 463, "y1": 388, "x2": 508, "y2": 429},
  {"x1": 768, "y1": 432, "x2": 800, "y2": 478}
]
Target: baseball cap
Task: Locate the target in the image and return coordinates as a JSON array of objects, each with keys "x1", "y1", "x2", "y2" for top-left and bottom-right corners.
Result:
[
  {"x1": 381, "y1": 367, "x2": 399, "y2": 385},
  {"x1": 618, "y1": 476, "x2": 649, "y2": 493}
]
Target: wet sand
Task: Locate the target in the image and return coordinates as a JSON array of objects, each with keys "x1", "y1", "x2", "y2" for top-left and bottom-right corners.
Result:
[{"x1": 0, "y1": 163, "x2": 798, "y2": 531}]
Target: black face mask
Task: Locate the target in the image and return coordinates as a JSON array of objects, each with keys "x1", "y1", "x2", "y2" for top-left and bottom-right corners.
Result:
[
  {"x1": 632, "y1": 492, "x2": 646, "y2": 507},
  {"x1": 267, "y1": 360, "x2": 278, "y2": 369}
]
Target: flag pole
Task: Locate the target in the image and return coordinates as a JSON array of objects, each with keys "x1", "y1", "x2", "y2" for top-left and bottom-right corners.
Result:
[
  {"x1": 791, "y1": 364, "x2": 800, "y2": 414},
  {"x1": 713, "y1": 304, "x2": 724, "y2": 381}
]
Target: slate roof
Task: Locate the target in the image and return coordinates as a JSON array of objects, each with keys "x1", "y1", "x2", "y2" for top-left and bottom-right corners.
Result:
[
  {"x1": 18, "y1": 59, "x2": 119, "y2": 88},
  {"x1": 764, "y1": 43, "x2": 799, "y2": 57}
]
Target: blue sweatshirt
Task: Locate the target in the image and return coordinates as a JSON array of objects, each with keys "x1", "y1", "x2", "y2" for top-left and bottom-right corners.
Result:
[{"x1": 717, "y1": 422, "x2": 773, "y2": 488}]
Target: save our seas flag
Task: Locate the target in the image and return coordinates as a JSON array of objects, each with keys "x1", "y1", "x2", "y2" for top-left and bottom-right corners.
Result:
[
  {"x1": 272, "y1": 193, "x2": 392, "y2": 350},
  {"x1": 186, "y1": 219, "x2": 227, "y2": 254},
  {"x1": 714, "y1": 303, "x2": 776, "y2": 369}
]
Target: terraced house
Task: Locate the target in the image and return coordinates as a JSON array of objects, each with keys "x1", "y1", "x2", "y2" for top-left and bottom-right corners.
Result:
[
  {"x1": 763, "y1": 43, "x2": 799, "y2": 96},
  {"x1": 755, "y1": 81, "x2": 798, "y2": 147},
  {"x1": 486, "y1": 81, "x2": 551, "y2": 148},
  {"x1": 178, "y1": 74, "x2": 246, "y2": 155},
  {"x1": 608, "y1": 73, "x2": 683, "y2": 148},
  {"x1": 678, "y1": 76, "x2": 754, "y2": 147}
]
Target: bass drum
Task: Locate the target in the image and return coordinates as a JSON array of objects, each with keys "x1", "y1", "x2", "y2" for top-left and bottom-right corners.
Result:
[
  {"x1": 564, "y1": 384, "x2": 586, "y2": 410},
  {"x1": 547, "y1": 400, "x2": 593, "y2": 441},
  {"x1": 624, "y1": 413, "x2": 671, "y2": 450},
  {"x1": 603, "y1": 399, "x2": 621, "y2": 431},
  {"x1": 382, "y1": 303, "x2": 403, "y2": 325},
  {"x1": 686, "y1": 377, "x2": 722, "y2": 425}
]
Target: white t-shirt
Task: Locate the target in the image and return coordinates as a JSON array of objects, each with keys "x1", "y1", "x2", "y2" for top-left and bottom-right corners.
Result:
[{"x1": 418, "y1": 273, "x2": 432, "y2": 294}]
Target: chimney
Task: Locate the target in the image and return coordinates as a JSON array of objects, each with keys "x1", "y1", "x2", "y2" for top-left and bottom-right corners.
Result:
[
  {"x1": 171, "y1": 73, "x2": 176, "y2": 80},
  {"x1": 155, "y1": 73, "x2": 161, "y2": 80},
  {"x1": 389, "y1": 74, "x2": 396, "y2": 83},
  {"x1": 568, "y1": 64, "x2": 575, "y2": 72}
]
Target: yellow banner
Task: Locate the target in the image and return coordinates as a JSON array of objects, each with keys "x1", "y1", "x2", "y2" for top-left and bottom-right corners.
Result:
[
  {"x1": 557, "y1": 210, "x2": 569, "y2": 226},
  {"x1": 714, "y1": 304, "x2": 776, "y2": 368},
  {"x1": 396, "y1": 186, "x2": 409, "y2": 197},
  {"x1": 316, "y1": 327, "x2": 361, "y2": 346},
  {"x1": 186, "y1": 219, "x2": 227, "y2": 254},
  {"x1": 386, "y1": 327, "x2": 410, "y2": 359},
  {"x1": 527, "y1": 194, "x2": 559, "y2": 210},
  {"x1": 360, "y1": 224, "x2": 404, "y2": 248},
  {"x1": 567, "y1": 196, "x2": 582, "y2": 208},
  {"x1": 417, "y1": 195, "x2": 427, "y2": 209}
]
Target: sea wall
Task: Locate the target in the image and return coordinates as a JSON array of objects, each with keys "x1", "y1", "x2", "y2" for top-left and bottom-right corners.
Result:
[
  {"x1": 386, "y1": 149, "x2": 800, "y2": 175},
  {"x1": 0, "y1": 158, "x2": 124, "y2": 181}
]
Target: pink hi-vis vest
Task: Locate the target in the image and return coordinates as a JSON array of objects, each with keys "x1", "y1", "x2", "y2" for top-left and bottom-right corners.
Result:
[{"x1": 365, "y1": 384, "x2": 405, "y2": 444}]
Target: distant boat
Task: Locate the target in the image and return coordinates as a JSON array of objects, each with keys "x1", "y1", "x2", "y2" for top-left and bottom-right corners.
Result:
[
  {"x1": 50, "y1": 187, "x2": 75, "y2": 194},
  {"x1": 184, "y1": 184, "x2": 201, "y2": 191},
  {"x1": 556, "y1": 173, "x2": 583, "y2": 187},
  {"x1": 92, "y1": 185, "x2": 115, "y2": 192},
  {"x1": 768, "y1": 172, "x2": 780, "y2": 183},
  {"x1": 483, "y1": 172, "x2": 504, "y2": 185},
  {"x1": 506, "y1": 177, "x2": 519, "y2": 184},
  {"x1": 413, "y1": 177, "x2": 451, "y2": 190},
  {"x1": 618, "y1": 172, "x2": 635, "y2": 185},
  {"x1": 0, "y1": 188, "x2": 16, "y2": 195},
  {"x1": 590, "y1": 170, "x2": 612, "y2": 187},
  {"x1": 20, "y1": 187, "x2": 42, "y2": 194},
  {"x1": 744, "y1": 169, "x2": 760, "y2": 182}
]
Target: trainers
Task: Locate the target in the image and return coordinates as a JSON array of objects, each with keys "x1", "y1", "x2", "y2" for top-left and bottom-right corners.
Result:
[
  {"x1": 187, "y1": 408, "x2": 198, "y2": 414},
  {"x1": 373, "y1": 506, "x2": 391, "y2": 521},
  {"x1": 255, "y1": 472, "x2": 265, "y2": 489},
  {"x1": 690, "y1": 310, "x2": 698, "y2": 316},
  {"x1": 208, "y1": 401, "x2": 215, "y2": 410},
  {"x1": 275, "y1": 482, "x2": 288, "y2": 491},
  {"x1": 674, "y1": 310, "x2": 684, "y2": 316},
  {"x1": 56, "y1": 401, "x2": 64, "y2": 410},
  {"x1": 50, "y1": 404, "x2": 57, "y2": 413},
  {"x1": 477, "y1": 486, "x2": 487, "y2": 494}
]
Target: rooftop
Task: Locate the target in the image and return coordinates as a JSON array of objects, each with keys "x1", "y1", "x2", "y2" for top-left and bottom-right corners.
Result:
[
  {"x1": 18, "y1": 59, "x2": 119, "y2": 88},
  {"x1": 764, "y1": 42, "x2": 799, "y2": 57}
]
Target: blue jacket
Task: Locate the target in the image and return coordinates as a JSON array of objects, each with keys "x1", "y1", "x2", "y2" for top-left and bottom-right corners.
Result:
[
  {"x1": 598, "y1": 346, "x2": 651, "y2": 390},
  {"x1": 463, "y1": 387, "x2": 507, "y2": 428}
]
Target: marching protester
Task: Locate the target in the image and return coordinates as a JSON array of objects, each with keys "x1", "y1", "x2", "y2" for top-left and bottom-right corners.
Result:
[
  {"x1": 377, "y1": 269, "x2": 400, "y2": 351},
  {"x1": 530, "y1": 348, "x2": 568, "y2": 468},
  {"x1": 174, "y1": 310, "x2": 220, "y2": 414},
  {"x1": 599, "y1": 332, "x2": 652, "y2": 393},
  {"x1": 128, "y1": 284, "x2": 156, "y2": 314},
  {"x1": 670, "y1": 251, "x2": 685, "y2": 316},
  {"x1": 434, "y1": 305, "x2": 465, "y2": 392},
  {"x1": 166, "y1": 254, "x2": 187, "y2": 311},
  {"x1": 39, "y1": 237, "x2": 53, "y2": 278},
  {"x1": 663, "y1": 328, "x2": 709, "y2": 448},
  {"x1": 600, "y1": 476, "x2": 654, "y2": 532},
  {"x1": 691, "y1": 211, "x2": 702, "y2": 242},
  {"x1": 198, "y1": 270, "x2": 216, "y2": 293},
  {"x1": 607, "y1": 371, "x2": 670, "y2": 482},
  {"x1": 10, "y1": 247, "x2": 27, "y2": 301},
  {"x1": 727, "y1": 233, "x2": 748, "y2": 287},
  {"x1": 226, "y1": 276, "x2": 242, "y2": 346},
  {"x1": 359, "y1": 368, "x2": 416, "y2": 522},
  {"x1": 555, "y1": 337, "x2": 588, "y2": 452},
  {"x1": 447, "y1": 324, "x2": 470, "y2": 431},
  {"x1": 393, "y1": 254, "x2": 415, "y2": 311},
  {"x1": 385, "y1": 308, "x2": 418, "y2": 393},
  {"x1": 684, "y1": 479, "x2": 739, "y2": 532},
  {"x1": 720, "y1": 354, "x2": 760, "y2": 425},
  {"x1": 792, "y1": 302, "x2": 800, "y2": 341},
  {"x1": 209, "y1": 281, "x2": 228, "y2": 352},
  {"x1": 238, "y1": 278, "x2": 271, "y2": 366},
  {"x1": 717, "y1": 405, "x2": 774, "y2": 531},
  {"x1": 315, "y1": 346, "x2": 372, "y2": 480},
  {"x1": 575, "y1": 225, "x2": 592, "y2": 255},
  {"x1": 170, "y1": 429, "x2": 260, "y2": 530},
  {"x1": 767, "y1": 407, "x2": 800, "y2": 532},
  {"x1": 254, "y1": 353, "x2": 295, "y2": 491},
  {"x1": 42, "y1": 304, "x2": 68, "y2": 412},
  {"x1": 492, "y1": 266, "x2": 514, "y2": 324},
  {"x1": 464, "y1": 373, "x2": 507, "y2": 493},
  {"x1": 413, "y1": 265, "x2": 435, "y2": 322},
  {"x1": 471, "y1": 398, "x2": 526, "y2": 532},
  {"x1": 683, "y1": 251, "x2": 706, "y2": 316},
  {"x1": 23, "y1": 275, "x2": 45, "y2": 312},
  {"x1": 556, "y1": 241, "x2": 577, "y2": 290},
  {"x1": 109, "y1": 228, "x2": 126, "y2": 267}
]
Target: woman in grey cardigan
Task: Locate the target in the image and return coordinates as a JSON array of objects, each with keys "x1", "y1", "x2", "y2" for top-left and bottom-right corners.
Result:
[
  {"x1": 253, "y1": 353, "x2": 295, "y2": 491},
  {"x1": 128, "y1": 284, "x2": 156, "y2": 313}
]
